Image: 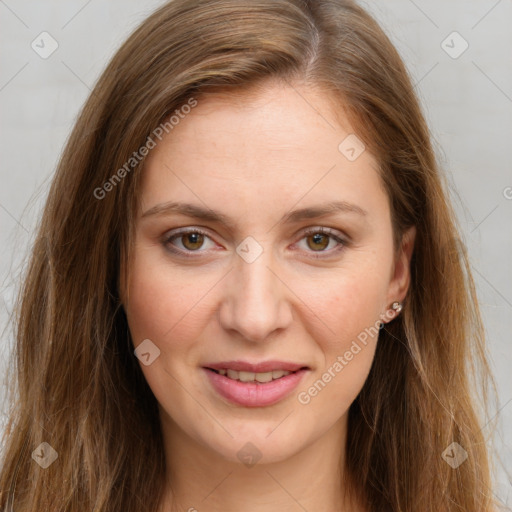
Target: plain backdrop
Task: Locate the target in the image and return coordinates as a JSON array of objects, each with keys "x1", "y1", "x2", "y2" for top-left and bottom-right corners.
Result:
[{"x1": 1, "y1": 0, "x2": 511, "y2": 506}]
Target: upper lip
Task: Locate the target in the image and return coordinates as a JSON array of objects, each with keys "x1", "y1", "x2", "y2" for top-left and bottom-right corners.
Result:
[{"x1": 203, "y1": 360, "x2": 309, "y2": 373}]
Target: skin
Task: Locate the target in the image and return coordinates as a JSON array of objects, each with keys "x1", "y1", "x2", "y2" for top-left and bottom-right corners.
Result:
[{"x1": 121, "y1": 80, "x2": 416, "y2": 512}]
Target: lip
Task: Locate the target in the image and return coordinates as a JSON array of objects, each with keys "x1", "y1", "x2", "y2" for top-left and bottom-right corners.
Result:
[
  {"x1": 203, "y1": 360, "x2": 308, "y2": 373},
  {"x1": 203, "y1": 367, "x2": 308, "y2": 407}
]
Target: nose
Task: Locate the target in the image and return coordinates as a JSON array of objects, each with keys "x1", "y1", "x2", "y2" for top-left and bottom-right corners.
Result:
[{"x1": 218, "y1": 247, "x2": 293, "y2": 343}]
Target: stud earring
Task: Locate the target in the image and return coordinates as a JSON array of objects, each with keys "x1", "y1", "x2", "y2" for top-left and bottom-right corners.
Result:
[
  {"x1": 380, "y1": 301, "x2": 404, "y2": 329},
  {"x1": 391, "y1": 301, "x2": 403, "y2": 314}
]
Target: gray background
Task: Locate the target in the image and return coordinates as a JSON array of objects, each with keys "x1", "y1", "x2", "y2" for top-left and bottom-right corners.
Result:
[{"x1": 0, "y1": 0, "x2": 511, "y2": 506}]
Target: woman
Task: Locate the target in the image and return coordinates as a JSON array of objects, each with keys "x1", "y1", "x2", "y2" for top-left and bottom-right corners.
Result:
[{"x1": 0, "y1": 0, "x2": 499, "y2": 510}]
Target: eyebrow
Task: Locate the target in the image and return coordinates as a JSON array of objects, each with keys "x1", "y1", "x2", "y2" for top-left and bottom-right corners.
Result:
[{"x1": 141, "y1": 200, "x2": 368, "y2": 228}]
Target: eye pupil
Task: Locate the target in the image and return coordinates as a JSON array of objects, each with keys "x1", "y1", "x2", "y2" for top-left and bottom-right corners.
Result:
[
  {"x1": 307, "y1": 233, "x2": 329, "y2": 251},
  {"x1": 182, "y1": 232, "x2": 204, "y2": 250}
]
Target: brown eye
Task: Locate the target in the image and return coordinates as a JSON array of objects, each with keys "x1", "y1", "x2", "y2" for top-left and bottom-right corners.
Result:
[
  {"x1": 163, "y1": 229, "x2": 215, "y2": 255},
  {"x1": 295, "y1": 227, "x2": 347, "y2": 258},
  {"x1": 180, "y1": 232, "x2": 205, "y2": 250},
  {"x1": 306, "y1": 233, "x2": 330, "y2": 251}
]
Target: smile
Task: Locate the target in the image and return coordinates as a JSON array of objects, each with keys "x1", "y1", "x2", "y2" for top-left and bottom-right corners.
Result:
[
  {"x1": 202, "y1": 363, "x2": 309, "y2": 407},
  {"x1": 208, "y1": 368, "x2": 293, "y2": 382}
]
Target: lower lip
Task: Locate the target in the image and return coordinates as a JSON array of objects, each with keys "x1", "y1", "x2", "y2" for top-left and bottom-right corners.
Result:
[{"x1": 203, "y1": 368, "x2": 308, "y2": 407}]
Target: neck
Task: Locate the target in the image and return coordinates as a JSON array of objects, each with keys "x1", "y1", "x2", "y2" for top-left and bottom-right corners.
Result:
[{"x1": 157, "y1": 410, "x2": 365, "y2": 512}]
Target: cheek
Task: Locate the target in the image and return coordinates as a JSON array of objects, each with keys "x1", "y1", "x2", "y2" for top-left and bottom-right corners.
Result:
[
  {"x1": 123, "y1": 253, "x2": 211, "y2": 410},
  {"x1": 296, "y1": 284, "x2": 380, "y2": 416},
  {"x1": 123, "y1": 249, "x2": 209, "y2": 349},
  {"x1": 292, "y1": 261, "x2": 387, "y2": 347},
  {"x1": 291, "y1": 259, "x2": 387, "y2": 407}
]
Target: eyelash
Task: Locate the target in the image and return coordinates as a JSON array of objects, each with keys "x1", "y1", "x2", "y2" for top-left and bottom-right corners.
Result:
[{"x1": 162, "y1": 227, "x2": 347, "y2": 259}]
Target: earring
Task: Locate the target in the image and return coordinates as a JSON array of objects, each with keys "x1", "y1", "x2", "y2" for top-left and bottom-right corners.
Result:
[
  {"x1": 380, "y1": 301, "x2": 404, "y2": 329},
  {"x1": 391, "y1": 301, "x2": 403, "y2": 314}
]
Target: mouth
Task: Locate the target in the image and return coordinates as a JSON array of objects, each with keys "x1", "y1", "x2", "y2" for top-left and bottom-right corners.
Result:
[
  {"x1": 205, "y1": 367, "x2": 306, "y2": 383},
  {"x1": 202, "y1": 361, "x2": 310, "y2": 407}
]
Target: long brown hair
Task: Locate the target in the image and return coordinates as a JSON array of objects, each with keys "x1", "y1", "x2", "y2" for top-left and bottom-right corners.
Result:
[{"x1": 0, "y1": 0, "x2": 500, "y2": 510}]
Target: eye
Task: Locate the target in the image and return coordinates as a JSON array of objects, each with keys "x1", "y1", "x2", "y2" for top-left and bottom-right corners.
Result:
[
  {"x1": 162, "y1": 226, "x2": 347, "y2": 259},
  {"x1": 163, "y1": 228, "x2": 217, "y2": 255},
  {"x1": 295, "y1": 227, "x2": 346, "y2": 256}
]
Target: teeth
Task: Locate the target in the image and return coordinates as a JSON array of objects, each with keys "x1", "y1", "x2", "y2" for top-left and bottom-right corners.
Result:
[
  {"x1": 255, "y1": 372, "x2": 273, "y2": 383},
  {"x1": 215, "y1": 369, "x2": 292, "y2": 382},
  {"x1": 239, "y1": 371, "x2": 255, "y2": 382},
  {"x1": 227, "y1": 369, "x2": 238, "y2": 380}
]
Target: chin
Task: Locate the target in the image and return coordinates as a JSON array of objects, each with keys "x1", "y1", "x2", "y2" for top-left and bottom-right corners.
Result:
[{"x1": 200, "y1": 420, "x2": 313, "y2": 466}]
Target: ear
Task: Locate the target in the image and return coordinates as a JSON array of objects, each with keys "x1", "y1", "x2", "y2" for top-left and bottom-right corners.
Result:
[{"x1": 384, "y1": 225, "x2": 416, "y2": 309}]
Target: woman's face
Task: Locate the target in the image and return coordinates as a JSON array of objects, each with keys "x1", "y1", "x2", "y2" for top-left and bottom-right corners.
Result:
[{"x1": 121, "y1": 81, "x2": 415, "y2": 465}]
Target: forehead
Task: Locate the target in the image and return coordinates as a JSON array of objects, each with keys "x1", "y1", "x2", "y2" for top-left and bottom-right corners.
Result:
[
  {"x1": 167, "y1": 81, "x2": 356, "y2": 154},
  {"x1": 138, "y1": 81, "x2": 387, "y2": 225}
]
